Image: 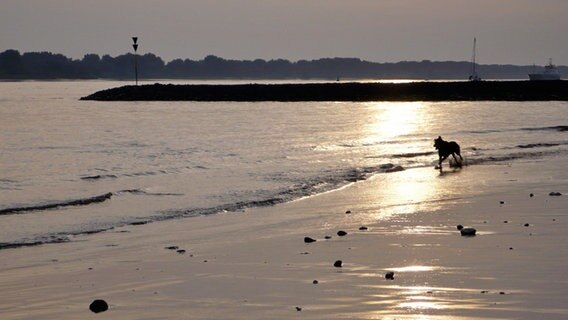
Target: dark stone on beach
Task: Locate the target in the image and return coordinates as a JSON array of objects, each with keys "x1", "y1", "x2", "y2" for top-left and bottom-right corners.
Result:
[
  {"x1": 499, "y1": 201, "x2": 505, "y2": 204},
  {"x1": 304, "y1": 237, "x2": 316, "y2": 243},
  {"x1": 345, "y1": 210, "x2": 351, "y2": 214},
  {"x1": 385, "y1": 271, "x2": 395, "y2": 280},
  {"x1": 312, "y1": 280, "x2": 319, "y2": 284},
  {"x1": 165, "y1": 246, "x2": 179, "y2": 250},
  {"x1": 176, "y1": 249, "x2": 186, "y2": 254},
  {"x1": 334, "y1": 260, "x2": 343, "y2": 268},
  {"x1": 460, "y1": 227, "x2": 477, "y2": 237},
  {"x1": 504, "y1": 221, "x2": 509, "y2": 223},
  {"x1": 481, "y1": 290, "x2": 489, "y2": 294},
  {"x1": 509, "y1": 247, "x2": 514, "y2": 250},
  {"x1": 89, "y1": 299, "x2": 108, "y2": 313},
  {"x1": 524, "y1": 223, "x2": 530, "y2": 227},
  {"x1": 324, "y1": 236, "x2": 332, "y2": 239},
  {"x1": 456, "y1": 224, "x2": 464, "y2": 231},
  {"x1": 131, "y1": 221, "x2": 148, "y2": 225},
  {"x1": 385, "y1": 165, "x2": 405, "y2": 173},
  {"x1": 295, "y1": 306, "x2": 302, "y2": 311},
  {"x1": 337, "y1": 230, "x2": 347, "y2": 237},
  {"x1": 549, "y1": 192, "x2": 562, "y2": 196},
  {"x1": 359, "y1": 226, "x2": 368, "y2": 230},
  {"x1": 530, "y1": 193, "x2": 534, "y2": 197},
  {"x1": 499, "y1": 291, "x2": 506, "y2": 295}
]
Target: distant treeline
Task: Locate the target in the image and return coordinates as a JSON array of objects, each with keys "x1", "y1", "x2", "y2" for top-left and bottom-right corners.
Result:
[{"x1": 0, "y1": 49, "x2": 565, "y2": 80}]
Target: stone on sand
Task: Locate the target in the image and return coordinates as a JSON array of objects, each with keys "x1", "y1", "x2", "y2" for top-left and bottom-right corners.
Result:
[
  {"x1": 385, "y1": 271, "x2": 395, "y2": 280},
  {"x1": 334, "y1": 260, "x2": 343, "y2": 268},
  {"x1": 89, "y1": 299, "x2": 108, "y2": 313},
  {"x1": 337, "y1": 230, "x2": 347, "y2": 237},
  {"x1": 460, "y1": 227, "x2": 477, "y2": 237},
  {"x1": 304, "y1": 237, "x2": 316, "y2": 243}
]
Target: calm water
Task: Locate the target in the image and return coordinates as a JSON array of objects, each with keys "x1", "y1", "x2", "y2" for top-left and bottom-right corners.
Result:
[{"x1": 1, "y1": 80, "x2": 567, "y2": 248}]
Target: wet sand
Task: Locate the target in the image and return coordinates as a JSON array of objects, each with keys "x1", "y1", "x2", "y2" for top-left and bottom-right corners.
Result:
[{"x1": 0, "y1": 160, "x2": 566, "y2": 319}]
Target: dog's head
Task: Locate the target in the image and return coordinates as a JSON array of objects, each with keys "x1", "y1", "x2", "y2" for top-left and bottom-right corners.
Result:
[{"x1": 433, "y1": 136, "x2": 444, "y2": 149}]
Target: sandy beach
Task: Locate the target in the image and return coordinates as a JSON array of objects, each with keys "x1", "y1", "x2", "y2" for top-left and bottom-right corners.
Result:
[{"x1": 1, "y1": 159, "x2": 566, "y2": 319}]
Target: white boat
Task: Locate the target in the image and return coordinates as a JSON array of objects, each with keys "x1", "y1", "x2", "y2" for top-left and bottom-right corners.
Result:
[{"x1": 529, "y1": 59, "x2": 561, "y2": 80}]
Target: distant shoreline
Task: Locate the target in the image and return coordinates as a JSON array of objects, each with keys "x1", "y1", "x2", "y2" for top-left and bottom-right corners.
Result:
[{"x1": 81, "y1": 80, "x2": 568, "y2": 101}]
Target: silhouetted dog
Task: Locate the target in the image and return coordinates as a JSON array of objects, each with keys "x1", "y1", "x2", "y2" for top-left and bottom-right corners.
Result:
[{"x1": 434, "y1": 136, "x2": 463, "y2": 171}]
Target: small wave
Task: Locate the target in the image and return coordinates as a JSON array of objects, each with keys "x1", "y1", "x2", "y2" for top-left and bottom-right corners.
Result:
[
  {"x1": 80, "y1": 174, "x2": 118, "y2": 180},
  {"x1": 0, "y1": 192, "x2": 113, "y2": 216},
  {"x1": 116, "y1": 189, "x2": 184, "y2": 196},
  {"x1": 391, "y1": 151, "x2": 435, "y2": 158},
  {"x1": 517, "y1": 143, "x2": 560, "y2": 149},
  {"x1": 521, "y1": 125, "x2": 568, "y2": 132}
]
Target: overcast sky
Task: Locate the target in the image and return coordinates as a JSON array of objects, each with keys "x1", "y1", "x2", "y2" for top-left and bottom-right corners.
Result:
[{"x1": 1, "y1": 0, "x2": 567, "y2": 65}]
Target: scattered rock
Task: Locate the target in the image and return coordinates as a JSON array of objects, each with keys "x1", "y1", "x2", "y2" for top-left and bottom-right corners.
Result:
[
  {"x1": 504, "y1": 221, "x2": 509, "y2": 223},
  {"x1": 385, "y1": 271, "x2": 395, "y2": 280},
  {"x1": 334, "y1": 260, "x2": 343, "y2": 268},
  {"x1": 549, "y1": 192, "x2": 562, "y2": 196},
  {"x1": 295, "y1": 306, "x2": 302, "y2": 311},
  {"x1": 385, "y1": 165, "x2": 405, "y2": 173},
  {"x1": 460, "y1": 227, "x2": 477, "y2": 237},
  {"x1": 481, "y1": 290, "x2": 489, "y2": 294},
  {"x1": 499, "y1": 201, "x2": 505, "y2": 204},
  {"x1": 456, "y1": 224, "x2": 464, "y2": 230},
  {"x1": 89, "y1": 299, "x2": 108, "y2": 313},
  {"x1": 324, "y1": 236, "x2": 332, "y2": 240},
  {"x1": 337, "y1": 230, "x2": 347, "y2": 237},
  {"x1": 165, "y1": 246, "x2": 179, "y2": 250},
  {"x1": 300, "y1": 252, "x2": 310, "y2": 255},
  {"x1": 359, "y1": 226, "x2": 368, "y2": 230},
  {"x1": 345, "y1": 210, "x2": 352, "y2": 214},
  {"x1": 524, "y1": 223, "x2": 530, "y2": 227},
  {"x1": 529, "y1": 193, "x2": 534, "y2": 197},
  {"x1": 176, "y1": 249, "x2": 186, "y2": 254},
  {"x1": 312, "y1": 280, "x2": 319, "y2": 284},
  {"x1": 304, "y1": 237, "x2": 316, "y2": 243},
  {"x1": 499, "y1": 291, "x2": 506, "y2": 295}
]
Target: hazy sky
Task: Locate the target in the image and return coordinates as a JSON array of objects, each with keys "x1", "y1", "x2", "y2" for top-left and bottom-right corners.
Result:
[{"x1": 1, "y1": 0, "x2": 567, "y2": 65}]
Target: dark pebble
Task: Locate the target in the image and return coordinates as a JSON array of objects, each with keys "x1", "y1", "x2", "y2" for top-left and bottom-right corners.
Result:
[
  {"x1": 334, "y1": 260, "x2": 343, "y2": 268},
  {"x1": 345, "y1": 210, "x2": 351, "y2": 214},
  {"x1": 337, "y1": 230, "x2": 347, "y2": 237},
  {"x1": 499, "y1": 201, "x2": 505, "y2": 204},
  {"x1": 89, "y1": 299, "x2": 109, "y2": 313},
  {"x1": 481, "y1": 290, "x2": 489, "y2": 294},
  {"x1": 296, "y1": 306, "x2": 302, "y2": 311},
  {"x1": 499, "y1": 292, "x2": 506, "y2": 295},
  {"x1": 456, "y1": 224, "x2": 464, "y2": 230},
  {"x1": 176, "y1": 249, "x2": 186, "y2": 254},
  {"x1": 385, "y1": 271, "x2": 395, "y2": 280},
  {"x1": 304, "y1": 237, "x2": 316, "y2": 243},
  {"x1": 524, "y1": 223, "x2": 530, "y2": 227},
  {"x1": 529, "y1": 193, "x2": 534, "y2": 197},
  {"x1": 312, "y1": 280, "x2": 319, "y2": 284},
  {"x1": 549, "y1": 192, "x2": 562, "y2": 196},
  {"x1": 359, "y1": 226, "x2": 368, "y2": 230},
  {"x1": 509, "y1": 247, "x2": 514, "y2": 250},
  {"x1": 504, "y1": 221, "x2": 509, "y2": 223},
  {"x1": 324, "y1": 236, "x2": 332, "y2": 239},
  {"x1": 165, "y1": 246, "x2": 179, "y2": 250},
  {"x1": 460, "y1": 227, "x2": 477, "y2": 236}
]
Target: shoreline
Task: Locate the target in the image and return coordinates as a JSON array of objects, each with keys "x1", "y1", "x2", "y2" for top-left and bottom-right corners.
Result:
[
  {"x1": 0, "y1": 161, "x2": 566, "y2": 319},
  {"x1": 80, "y1": 81, "x2": 568, "y2": 101}
]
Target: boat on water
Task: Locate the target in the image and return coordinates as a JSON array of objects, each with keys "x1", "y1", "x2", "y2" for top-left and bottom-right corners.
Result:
[
  {"x1": 529, "y1": 59, "x2": 561, "y2": 80},
  {"x1": 468, "y1": 37, "x2": 482, "y2": 81}
]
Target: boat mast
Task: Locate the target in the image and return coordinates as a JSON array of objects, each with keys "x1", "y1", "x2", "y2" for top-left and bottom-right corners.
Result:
[{"x1": 469, "y1": 37, "x2": 480, "y2": 81}]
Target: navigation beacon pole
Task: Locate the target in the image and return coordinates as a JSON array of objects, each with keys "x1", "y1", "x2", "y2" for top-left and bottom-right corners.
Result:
[{"x1": 132, "y1": 37, "x2": 139, "y2": 85}]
